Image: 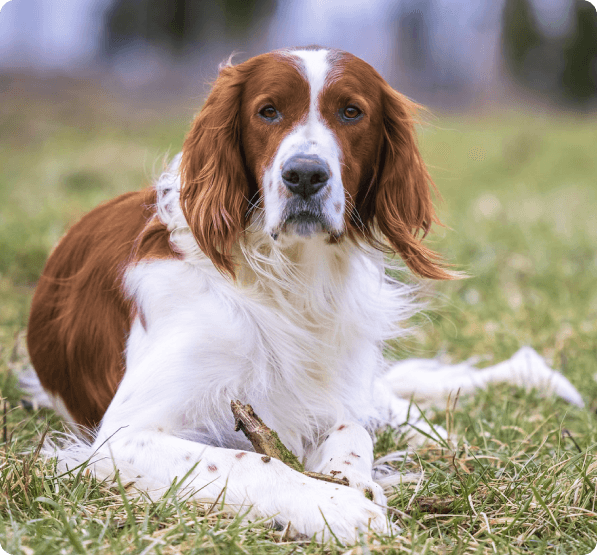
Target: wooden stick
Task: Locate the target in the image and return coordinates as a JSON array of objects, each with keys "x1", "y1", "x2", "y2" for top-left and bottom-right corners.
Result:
[
  {"x1": 231, "y1": 400, "x2": 304, "y2": 472},
  {"x1": 303, "y1": 471, "x2": 349, "y2": 486},
  {"x1": 231, "y1": 400, "x2": 349, "y2": 486}
]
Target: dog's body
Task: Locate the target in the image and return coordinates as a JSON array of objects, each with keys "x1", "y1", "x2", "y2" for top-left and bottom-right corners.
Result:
[{"x1": 26, "y1": 47, "x2": 582, "y2": 543}]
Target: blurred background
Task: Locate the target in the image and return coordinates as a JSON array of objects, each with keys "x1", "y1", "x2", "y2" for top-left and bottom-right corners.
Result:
[
  {"x1": 2, "y1": 4, "x2": 597, "y2": 552},
  {"x1": 0, "y1": 0, "x2": 596, "y2": 372},
  {"x1": 0, "y1": 0, "x2": 596, "y2": 108}
]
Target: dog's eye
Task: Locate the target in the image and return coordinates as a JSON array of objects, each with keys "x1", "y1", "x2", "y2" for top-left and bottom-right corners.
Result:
[
  {"x1": 259, "y1": 105, "x2": 279, "y2": 120},
  {"x1": 342, "y1": 105, "x2": 362, "y2": 120}
]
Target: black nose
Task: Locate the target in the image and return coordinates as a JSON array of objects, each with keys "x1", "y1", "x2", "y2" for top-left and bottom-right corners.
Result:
[{"x1": 281, "y1": 155, "x2": 330, "y2": 199}]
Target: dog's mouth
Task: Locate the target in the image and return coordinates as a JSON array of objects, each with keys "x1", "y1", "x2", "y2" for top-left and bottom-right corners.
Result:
[
  {"x1": 282, "y1": 211, "x2": 329, "y2": 237},
  {"x1": 268, "y1": 195, "x2": 343, "y2": 241}
]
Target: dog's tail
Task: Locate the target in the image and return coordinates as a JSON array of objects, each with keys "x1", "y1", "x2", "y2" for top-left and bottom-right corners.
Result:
[{"x1": 385, "y1": 346, "x2": 583, "y2": 408}]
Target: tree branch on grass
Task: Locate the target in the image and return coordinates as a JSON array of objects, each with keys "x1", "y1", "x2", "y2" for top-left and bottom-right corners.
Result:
[{"x1": 230, "y1": 400, "x2": 349, "y2": 486}]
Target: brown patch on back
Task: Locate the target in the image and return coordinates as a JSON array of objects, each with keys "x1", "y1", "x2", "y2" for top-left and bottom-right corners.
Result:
[{"x1": 27, "y1": 188, "x2": 174, "y2": 430}]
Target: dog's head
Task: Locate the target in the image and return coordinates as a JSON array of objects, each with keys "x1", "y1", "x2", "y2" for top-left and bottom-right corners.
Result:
[{"x1": 181, "y1": 47, "x2": 451, "y2": 279}]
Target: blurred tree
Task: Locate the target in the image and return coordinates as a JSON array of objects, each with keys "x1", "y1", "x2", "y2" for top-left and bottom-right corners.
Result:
[
  {"x1": 501, "y1": 0, "x2": 597, "y2": 105},
  {"x1": 396, "y1": 1, "x2": 433, "y2": 72},
  {"x1": 103, "y1": 0, "x2": 277, "y2": 55},
  {"x1": 501, "y1": 0, "x2": 543, "y2": 80},
  {"x1": 561, "y1": 0, "x2": 597, "y2": 102}
]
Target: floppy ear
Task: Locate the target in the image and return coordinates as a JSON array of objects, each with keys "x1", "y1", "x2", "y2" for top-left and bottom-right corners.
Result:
[
  {"x1": 372, "y1": 83, "x2": 455, "y2": 280},
  {"x1": 180, "y1": 64, "x2": 250, "y2": 277}
]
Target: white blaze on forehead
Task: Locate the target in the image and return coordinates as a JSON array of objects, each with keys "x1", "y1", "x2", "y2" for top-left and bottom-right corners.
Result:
[{"x1": 291, "y1": 49, "x2": 331, "y2": 117}]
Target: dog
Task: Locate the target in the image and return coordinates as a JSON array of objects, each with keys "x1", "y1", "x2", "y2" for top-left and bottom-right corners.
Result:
[{"x1": 26, "y1": 47, "x2": 583, "y2": 543}]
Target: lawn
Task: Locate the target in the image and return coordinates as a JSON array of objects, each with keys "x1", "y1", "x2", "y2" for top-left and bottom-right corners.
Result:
[{"x1": 1, "y1": 74, "x2": 596, "y2": 554}]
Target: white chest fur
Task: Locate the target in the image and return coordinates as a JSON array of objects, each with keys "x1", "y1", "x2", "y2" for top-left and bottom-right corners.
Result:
[{"x1": 116, "y1": 239, "x2": 410, "y2": 458}]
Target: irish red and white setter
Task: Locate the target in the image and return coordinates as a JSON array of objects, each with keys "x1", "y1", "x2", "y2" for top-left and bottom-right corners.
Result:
[{"x1": 26, "y1": 47, "x2": 582, "y2": 543}]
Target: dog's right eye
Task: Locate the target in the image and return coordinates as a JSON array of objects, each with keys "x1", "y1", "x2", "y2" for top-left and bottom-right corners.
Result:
[{"x1": 259, "y1": 105, "x2": 279, "y2": 120}]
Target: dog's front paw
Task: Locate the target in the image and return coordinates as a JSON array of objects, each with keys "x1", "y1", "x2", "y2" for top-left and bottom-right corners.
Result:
[
  {"x1": 282, "y1": 477, "x2": 390, "y2": 543},
  {"x1": 242, "y1": 459, "x2": 390, "y2": 544}
]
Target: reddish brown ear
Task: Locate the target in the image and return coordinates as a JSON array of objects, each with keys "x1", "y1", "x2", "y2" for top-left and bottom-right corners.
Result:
[
  {"x1": 180, "y1": 64, "x2": 250, "y2": 276},
  {"x1": 372, "y1": 83, "x2": 455, "y2": 280}
]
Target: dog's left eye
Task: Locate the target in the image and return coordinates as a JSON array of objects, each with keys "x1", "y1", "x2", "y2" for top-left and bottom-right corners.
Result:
[
  {"x1": 259, "y1": 105, "x2": 279, "y2": 120},
  {"x1": 342, "y1": 105, "x2": 362, "y2": 120}
]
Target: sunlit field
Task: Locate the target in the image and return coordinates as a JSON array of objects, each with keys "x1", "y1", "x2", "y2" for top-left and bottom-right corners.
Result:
[{"x1": 1, "y1": 74, "x2": 596, "y2": 554}]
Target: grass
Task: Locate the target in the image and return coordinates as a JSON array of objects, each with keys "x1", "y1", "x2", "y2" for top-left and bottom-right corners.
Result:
[{"x1": 1, "y1": 74, "x2": 597, "y2": 554}]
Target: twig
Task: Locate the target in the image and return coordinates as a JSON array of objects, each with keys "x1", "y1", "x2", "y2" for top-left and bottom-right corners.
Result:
[
  {"x1": 231, "y1": 400, "x2": 350, "y2": 486},
  {"x1": 303, "y1": 471, "x2": 348, "y2": 486},
  {"x1": 231, "y1": 400, "x2": 304, "y2": 472}
]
